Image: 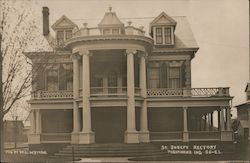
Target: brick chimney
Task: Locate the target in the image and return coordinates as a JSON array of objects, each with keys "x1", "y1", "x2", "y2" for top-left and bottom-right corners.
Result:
[{"x1": 42, "y1": 7, "x2": 49, "y2": 36}]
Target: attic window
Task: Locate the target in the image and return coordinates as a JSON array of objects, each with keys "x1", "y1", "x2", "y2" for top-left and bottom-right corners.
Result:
[
  {"x1": 154, "y1": 26, "x2": 173, "y2": 45},
  {"x1": 156, "y1": 28, "x2": 163, "y2": 44},
  {"x1": 56, "y1": 30, "x2": 73, "y2": 46},
  {"x1": 65, "y1": 30, "x2": 72, "y2": 40}
]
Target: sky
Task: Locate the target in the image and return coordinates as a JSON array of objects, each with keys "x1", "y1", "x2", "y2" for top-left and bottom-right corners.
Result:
[{"x1": 4, "y1": 0, "x2": 249, "y2": 119}]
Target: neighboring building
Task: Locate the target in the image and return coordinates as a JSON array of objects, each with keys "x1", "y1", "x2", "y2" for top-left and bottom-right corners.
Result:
[
  {"x1": 236, "y1": 84, "x2": 250, "y2": 142},
  {"x1": 25, "y1": 7, "x2": 233, "y2": 148},
  {"x1": 4, "y1": 120, "x2": 27, "y2": 143}
]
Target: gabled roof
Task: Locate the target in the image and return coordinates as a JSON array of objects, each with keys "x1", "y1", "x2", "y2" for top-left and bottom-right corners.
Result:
[
  {"x1": 98, "y1": 10, "x2": 124, "y2": 27},
  {"x1": 150, "y1": 12, "x2": 177, "y2": 27},
  {"x1": 51, "y1": 15, "x2": 78, "y2": 30}
]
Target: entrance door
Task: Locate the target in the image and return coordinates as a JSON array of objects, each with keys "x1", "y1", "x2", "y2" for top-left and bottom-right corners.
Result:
[{"x1": 92, "y1": 108, "x2": 126, "y2": 143}]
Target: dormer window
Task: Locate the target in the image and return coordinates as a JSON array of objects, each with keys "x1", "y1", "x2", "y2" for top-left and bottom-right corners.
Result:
[
  {"x1": 98, "y1": 8, "x2": 125, "y2": 36},
  {"x1": 150, "y1": 12, "x2": 177, "y2": 46},
  {"x1": 65, "y1": 30, "x2": 72, "y2": 40},
  {"x1": 57, "y1": 31, "x2": 64, "y2": 46},
  {"x1": 156, "y1": 28, "x2": 163, "y2": 44},
  {"x1": 56, "y1": 30, "x2": 72, "y2": 46},
  {"x1": 51, "y1": 15, "x2": 78, "y2": 46},
  {"x1": 154, "y1": 26, "x2": 174, "y2": 45},
  {"x1": 165, "y1": 27, "x2": 172, "y2": 44}
]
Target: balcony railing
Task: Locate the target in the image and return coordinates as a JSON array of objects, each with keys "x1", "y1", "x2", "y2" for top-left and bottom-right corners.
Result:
[
  {"x1": 147, "y1": 87, "x2": 230, "y2": 97},
  {"x1": 31, "y1": 87, "x2": 230, "y2": 100},
  {"x1": 72, "y1": 27, "x2": 145, "y2": 38},
  {"x1": 31, "y1": 90, "x2": 73, "y2": 99}
]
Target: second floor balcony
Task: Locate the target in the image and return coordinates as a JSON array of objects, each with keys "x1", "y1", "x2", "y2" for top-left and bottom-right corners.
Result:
[{"x1": 31, "y1": 87, "x2": 230, "y2": 100}]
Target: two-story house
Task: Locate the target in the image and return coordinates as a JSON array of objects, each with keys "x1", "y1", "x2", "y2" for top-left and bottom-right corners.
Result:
[{"x1": 25, "y1": 7, "x2": 233, "y2": 151}]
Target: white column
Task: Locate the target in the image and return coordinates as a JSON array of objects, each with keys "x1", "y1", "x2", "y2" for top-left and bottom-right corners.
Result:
[
  {"x1": 125, "y1": 49, "x2": 139, "y2": 143},
  {"x1": 35, "y1": 109, "x2": 40, "y2": 134},
  {"x1": 226, "y1": 107, "x2": 231, "y2": 131},
  {"x1": 139, "y1": 53, "x2": 149, "y2": 143},
  {"x1": 220, "y1": 107, "x2": 225, "y2": 131},
  {"x1": 79, "y1": 50, "x2": 94, "y2": 144},
  {"x1": 208, "y1": 113, "x2": 211, "y2": 131},
  {"x1": 183, "y1": 106, "x2": 189, "y2": 142},
  {"x1": 72, "y1": 54, "x2": 81, "y2": 133},
  {"x1": 210, "y1": 112, "x2": 214, "y2": 131}
]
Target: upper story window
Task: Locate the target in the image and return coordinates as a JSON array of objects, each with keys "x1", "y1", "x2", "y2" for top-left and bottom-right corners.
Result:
[
  {"x1": 52, "y1": 15, "x2": 78, "y2": 46},
  {"x1": 56, "y1": 30, "x2": 73, "y2": 46},
  {"x1": 46, "y1": 69, "x2": 58, "y2": 91},
  {"x1": 65, "y1": 30, "x2": 72, "y2": 40},
  {"x1": 150, "y1": 12, "x2": 177, "y2": 46},
  {"x1": 102, "y1": 28, "x2": 121, "y2": 35},
  {"x1": 164, "y1": 27, "x2": 172, "y2": 44},
  {"x1": 153, "y1": 26, "x2": 173, "y2": 45},
  {"x1": 156, "y1": 28, "x2": 163, "y2": 44}
]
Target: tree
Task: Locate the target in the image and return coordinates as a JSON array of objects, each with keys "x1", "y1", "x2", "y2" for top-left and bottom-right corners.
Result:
[{"x1": 0, "y1": 0, "x2": 49, "y2": 161}]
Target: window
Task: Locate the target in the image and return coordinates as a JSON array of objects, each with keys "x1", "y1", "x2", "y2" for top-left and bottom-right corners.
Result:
[
  {"x1": 108, "y1": 71, "x2": 117, "y2": 93},
  {"x1": 103, "y1": 29, "x2": 111, "y2": 35},
  {"x1": 112, "y1": 29, "x2": 119, "y2": 35},
  {"x1": 47, "y1": 70, "x2": 58, "y2": 91},
  {"x1": 57, "y1": 31, "x2": 64, "y2": 46},
  {"x1": 169, "y1": 67, "x2": 181, "y2": 88},
  {"x1": 160, "y1": 64, "x2": 168, "y2": 88},
  {"x1": 164, "y1": 27, "x2": 172, "y2": 44},
  {"x1": 149, "y1": 68, "x2": 160, "y2": 88},
  {"x1": 65, "y1": 30, "x2": 72, "y2": 40},
  {"x1": 94, "y1": 77, "x2": 103, "y2": 87},
  {"x1": 156, "y1": 28, "x2": 163, "y2": 44}
]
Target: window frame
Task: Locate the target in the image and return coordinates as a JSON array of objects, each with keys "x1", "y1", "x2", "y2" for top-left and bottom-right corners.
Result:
[{"x1": 154, "y1": 26, "x2": 174, "y2": 45}]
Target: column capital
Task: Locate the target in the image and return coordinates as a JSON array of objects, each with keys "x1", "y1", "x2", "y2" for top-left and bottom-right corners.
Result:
[
  {"x1": 219, "y1": 106, "x2": 226, "y2": 110},
  {"x1": 71, "y1": 53, "x2": 81, "y2": 60},
  {"x1": 126, "y1": 48, "x2": 137, "y2": 55},
  {"x1": 138, "y1": 51, "x2": 148, "y2": 59},
  {"x1": 183, "y1": 106, "x2": 188, "y2": 110},
  {"x1": 79, "y1": 49, "x2": 92, "y2": 56}
]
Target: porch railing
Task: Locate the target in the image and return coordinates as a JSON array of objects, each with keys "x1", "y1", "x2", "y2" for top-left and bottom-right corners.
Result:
[
  {"x1": 31, "y1": 90, "x2": 73, "y2": 99},
  {"x1": 31, "y1": 87, "x2": 229, "y2": 99},
  {"x1": 147, "y1": 87, "x2": 230, "y2": 97},
  {"x1": 40, "y1": 133, "x2": 71, "y2": 142},
  {"x1": 150, "y1": 132, "x2": 183, "y2": 141}
]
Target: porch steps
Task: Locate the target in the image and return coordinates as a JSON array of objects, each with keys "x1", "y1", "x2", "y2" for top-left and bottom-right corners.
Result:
[{"x1": 53, "y1": 143, "x2": 165, "y2": 158}]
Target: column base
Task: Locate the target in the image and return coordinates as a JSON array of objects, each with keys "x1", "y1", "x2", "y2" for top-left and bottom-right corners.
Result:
[
  {"x1": 28, "y1": 133, "x2": 41, "y2": 144},
  {"x1": 139, "y1": 131, "x2": 150, "y2": 143},
  {"x1": 183, "y1": 132, "x2": 189, "y2": 142},
  {"x1": 71, "y1": 132, "x2": 80, "y2": 144},
  {"x1": 78, "y1": 131, "x2": 95, "y2": 144},
  {"x1": 221, "y1": 131, "x2": 233, "y2": 141},
  {"x1": 124, "y1": 131, "x2": 139, "y2": 143}
]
